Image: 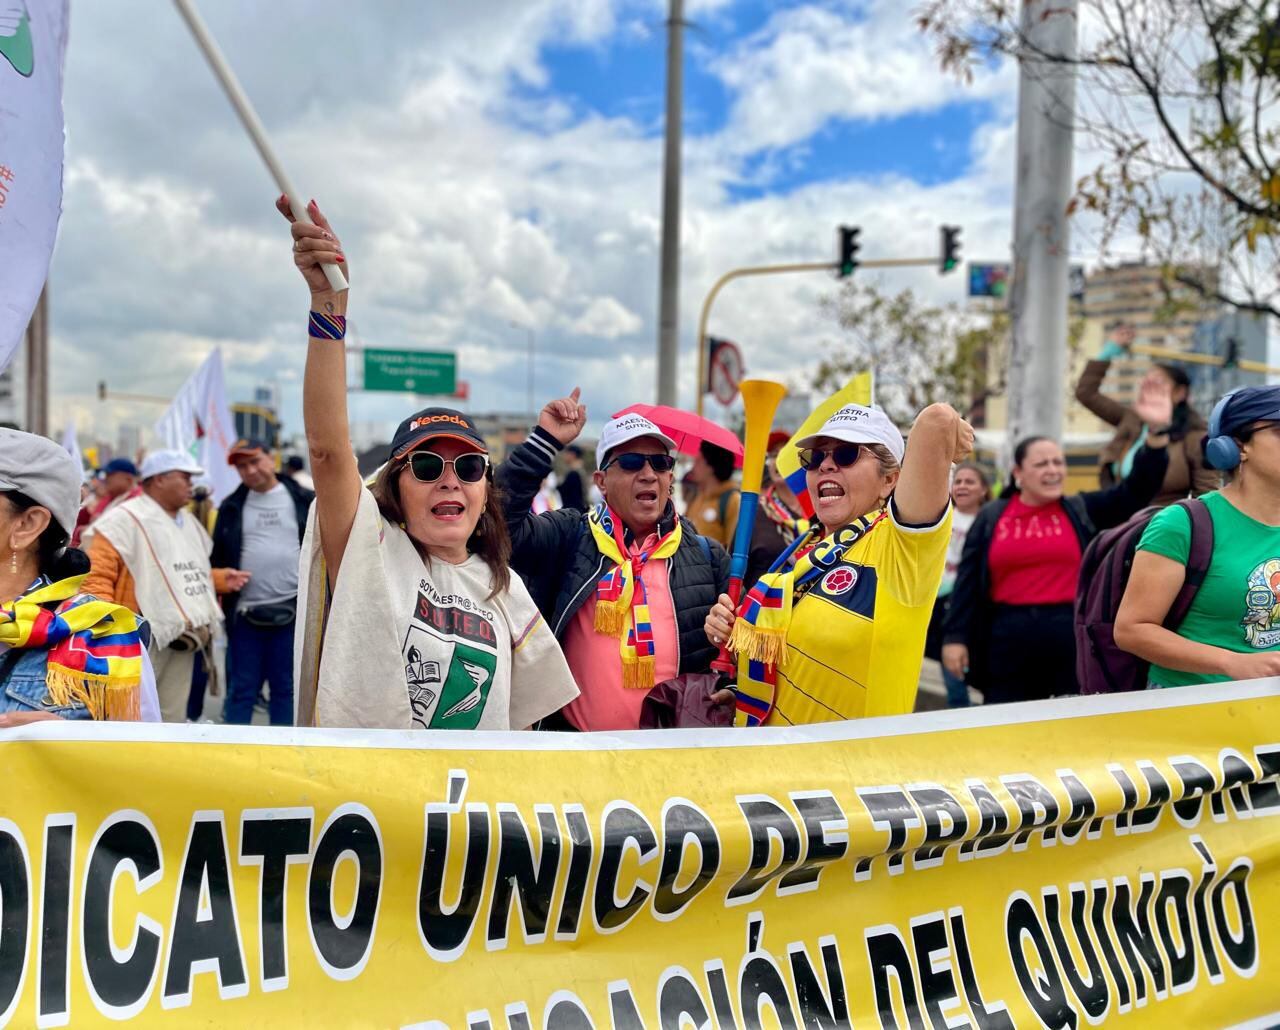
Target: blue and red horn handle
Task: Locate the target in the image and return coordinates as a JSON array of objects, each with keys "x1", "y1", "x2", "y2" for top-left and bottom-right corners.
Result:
[{"x1": 710, "y1": 379, "x2": 788, "y2": 677}]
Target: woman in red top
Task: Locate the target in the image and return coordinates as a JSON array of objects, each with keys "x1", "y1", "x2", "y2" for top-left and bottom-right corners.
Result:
[{"x1": 942, "y1": 383, "x2": 1176, "y2": 703}]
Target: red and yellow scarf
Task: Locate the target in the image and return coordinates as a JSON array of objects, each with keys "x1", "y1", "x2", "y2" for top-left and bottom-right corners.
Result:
[
  {"x1": 588, "y1": 504, "x2": 683, "y2": 690},
  {"x1": 0, "y1": 576, "x2": 144, "y2": 720}
]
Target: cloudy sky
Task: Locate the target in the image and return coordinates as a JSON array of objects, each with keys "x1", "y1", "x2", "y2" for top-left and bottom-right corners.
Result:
[{"x1": 49, "y1": 0, "x2": 1040, "y2": 445}]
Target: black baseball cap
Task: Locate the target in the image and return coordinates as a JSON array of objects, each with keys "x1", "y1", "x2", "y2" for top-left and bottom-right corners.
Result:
[{"x1": 390, "y1": 407, "x2": 487, "y2": 459}]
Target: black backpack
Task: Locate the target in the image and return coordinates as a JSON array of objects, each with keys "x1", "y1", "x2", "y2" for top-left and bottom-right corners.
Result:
[{"x1": 1073, "y1": 498, "x2": 1213, "y2": 694}]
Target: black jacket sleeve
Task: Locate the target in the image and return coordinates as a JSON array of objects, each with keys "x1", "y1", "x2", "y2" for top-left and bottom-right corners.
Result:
[
  {"x1": 495, "y1": 428, "x2": 587, "y2": 577},
  {"x1": 210, "y1": 511, "x2": 230, "y2": 571},
  {"x1": 711, "y1": 537, "x2": 730, "y2": 596},
  {"x1": 942, "y1": 500, "x2": 1000, "y2": 647},
  {"x1": 1078, "y1": 442, "x2": 1170, "y2": 531},
  {"x1": 209, "y1": 488, "x2": 243, "y2": 571}
]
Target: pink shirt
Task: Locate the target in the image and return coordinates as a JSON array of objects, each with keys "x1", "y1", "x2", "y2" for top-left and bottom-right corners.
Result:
[{"x1": 562, "y1": 533, "x2": 680, "y2": 731}]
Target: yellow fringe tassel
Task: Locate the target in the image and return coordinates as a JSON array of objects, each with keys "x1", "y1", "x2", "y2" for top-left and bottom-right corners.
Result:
[
  {"x1": 45, "y1": 670, "x2": 142, "y2": 722},
  {"x1": 729, "y1": 620, "x2": 788, "y2": 669},
  {"x1": 594, "y1": 599, "x2": 628, "y2": 637},
  {"x1": 621, "y1": 656, "x2": 657, "y2": 690}
]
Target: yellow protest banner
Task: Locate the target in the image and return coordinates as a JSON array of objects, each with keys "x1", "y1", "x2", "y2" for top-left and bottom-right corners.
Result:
[{"x1": 0, "y1": 681, "x2": 1277, "y2": 1028}]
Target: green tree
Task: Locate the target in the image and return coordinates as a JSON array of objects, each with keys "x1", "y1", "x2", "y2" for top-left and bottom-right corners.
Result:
[
  {"x1": 811, "y1": 281, "x2": 1010, "y2": 426},
  {"x1": 917, "y1": 0, "x2": 1280, "y2": 320}
]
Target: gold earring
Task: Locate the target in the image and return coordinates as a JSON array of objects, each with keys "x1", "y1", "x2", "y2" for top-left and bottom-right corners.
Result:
[{"x1": 8, "y1": 550, "x2": 16, "y2": 574}]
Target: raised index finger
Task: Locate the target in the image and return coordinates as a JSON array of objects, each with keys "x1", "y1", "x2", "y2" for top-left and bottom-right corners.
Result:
[{"x1": 568, "y1": 386, "x2": 581, "y2": 404}]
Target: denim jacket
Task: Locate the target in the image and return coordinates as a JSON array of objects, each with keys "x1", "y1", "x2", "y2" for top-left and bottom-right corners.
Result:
[{"x1": 0, "y1": 646, "x2": 93, "y2": 720}]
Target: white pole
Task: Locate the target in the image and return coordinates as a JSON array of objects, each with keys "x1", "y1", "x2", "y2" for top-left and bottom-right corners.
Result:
[
  {"x1": 1006, "y1": 0, "x2": 1077, "y2": 451},
  {"x1": 171, "y1": 0, "x2": 348, "y2": 293}
]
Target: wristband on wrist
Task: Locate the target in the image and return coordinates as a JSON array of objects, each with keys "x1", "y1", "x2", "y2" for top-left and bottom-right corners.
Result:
[
  {"x1": 1098, "y1": 341, "x2": 1127, "y2": 361},
  {"x1": 309, "y1": 311, "x2": 346, "y2": 340}
]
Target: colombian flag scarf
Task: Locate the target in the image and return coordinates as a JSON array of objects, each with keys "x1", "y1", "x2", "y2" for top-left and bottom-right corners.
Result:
[
  {"x1": 0, "y1": 575, "x2": 144, "y2": 720},
  {"x1": 761, "y1": 484, "x2": 811, "y2": 546},
  {"x1": 729, "y1": 510, "x2": 887, "y2": 726},
  {"x1": 588, "y1": 504, "x2": 683, "y2": 690}
]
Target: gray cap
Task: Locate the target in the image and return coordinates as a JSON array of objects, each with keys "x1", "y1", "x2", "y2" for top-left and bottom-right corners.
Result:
[{"x1": 0, "y1": 428, "x2": 83, "y2": 539}]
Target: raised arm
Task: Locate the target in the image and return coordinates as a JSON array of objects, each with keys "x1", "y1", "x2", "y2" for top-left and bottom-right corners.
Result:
[
  {"x1": 277, "y1": 197, "x2": 361, "y2": 584},
  {"x1": 494, "y1": 390, "x2": 588, "y2": 576},
  {"x1": 893, "y1": 403, "x2": 973, "y2": 526},
  {"x1": 1078, "y1": 376, "x2": 1172, "y2": 529},
  {"x1": 1074, "y1": 324, "x2": 1136, "y2": 427}
]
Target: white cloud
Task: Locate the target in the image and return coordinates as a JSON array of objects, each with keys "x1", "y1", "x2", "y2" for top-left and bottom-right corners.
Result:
[
  {"x1": 46, "y1": 0, "x2": 1020, "y2": 449},
  {"x1": 568, "y1": 296, "x2": 644, "y2": 338},
  {"x1": 707, "y1": 0, "x2": 1014, "y2": 155}
]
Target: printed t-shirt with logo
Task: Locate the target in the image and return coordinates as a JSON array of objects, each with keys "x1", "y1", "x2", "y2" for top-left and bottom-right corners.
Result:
[
  {"x1": 1138, "y1": 489, "x2": 1280, "y2": 688},
  {"x1": 987, "y1": 495, "x2": 1081, "y2": 606},
  {"x1": 766, "y1": 501, "x2": 952, "y2": 725},
  {"x1": 294, "y1": 489, "x2": 578, "y2": 731},
  {"x1": 399, "y1": 561, "x2": 528, "y2": 728}
]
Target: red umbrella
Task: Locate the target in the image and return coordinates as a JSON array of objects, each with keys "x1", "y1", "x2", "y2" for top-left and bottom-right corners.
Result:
[{"x1": 613, "y1": 404, "x2": 744, "y2": 469}]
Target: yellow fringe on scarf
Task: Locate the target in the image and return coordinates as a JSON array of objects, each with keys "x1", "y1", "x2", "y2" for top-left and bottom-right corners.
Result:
[
  {"x1": 729, "y1": 619, "x2": 788, "y2": 669},
  {"x1": 593, "y1": 597, "x2": 629, "y2": 637},
  {"x1": 45, "y1": 669, "x2": 141, "y2": 722},
  {"x1": 622, "y1": 656, "x2": 657, "y2": 691}
]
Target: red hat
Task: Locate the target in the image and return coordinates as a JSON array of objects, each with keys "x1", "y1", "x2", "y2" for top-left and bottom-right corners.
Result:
[
  {"x1": 766, "y1": 430, "x2": 792, "y2": 453},
  {"x1": 227, "y1": 438, "x2": 271, "y2": 464}
]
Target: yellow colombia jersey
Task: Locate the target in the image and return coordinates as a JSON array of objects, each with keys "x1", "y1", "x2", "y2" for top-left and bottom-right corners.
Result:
[{"x1": 766, "y1": 502, "x2": 952, "y2": 726}]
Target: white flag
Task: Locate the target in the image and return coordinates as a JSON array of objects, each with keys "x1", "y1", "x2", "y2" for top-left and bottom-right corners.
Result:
[
  {"x1": 0, "y1": 0, "x2": 69, "y2": 374},
  {"x1": 60, "y1": 419, "x2": 82, "y2": 480},
  {"x1": 153, "y1": 349, "x2": 239, "y2": 504}
]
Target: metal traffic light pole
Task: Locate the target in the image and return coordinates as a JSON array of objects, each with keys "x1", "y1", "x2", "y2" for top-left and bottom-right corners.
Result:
[{"x1": 694, "y1": 255, "x2": 951, "y2": 418}]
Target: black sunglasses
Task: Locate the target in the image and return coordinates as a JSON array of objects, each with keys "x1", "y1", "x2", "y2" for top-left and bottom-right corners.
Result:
[
  {"x1": 603, "y1": 452, "x2": 677, "y2": 473},
  {"x1": 407, "y1": 451, "x2": 490, "y2": 483},
  {"x1": 798, "y1": 443, "x2": 863, "y2": 471}
]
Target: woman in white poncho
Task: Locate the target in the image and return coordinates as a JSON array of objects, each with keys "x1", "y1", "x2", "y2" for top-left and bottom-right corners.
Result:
[{"x1": 282, "y1": 197, "x2": 578, "y2": 729}]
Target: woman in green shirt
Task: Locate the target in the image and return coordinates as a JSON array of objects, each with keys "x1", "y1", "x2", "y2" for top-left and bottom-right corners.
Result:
[{"x1": 1116, "y1": 385, "x2": 1280, "y2": 685}]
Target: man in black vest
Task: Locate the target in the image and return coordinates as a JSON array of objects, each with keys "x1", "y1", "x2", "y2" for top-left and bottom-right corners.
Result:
[{"x1": 497, "y1": 390, "x2": 729, "y2": 731}]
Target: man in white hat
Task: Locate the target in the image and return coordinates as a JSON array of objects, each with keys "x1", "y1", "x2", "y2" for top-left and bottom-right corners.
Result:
[
  {"x1": 496, "y1": 389, "x2": 730, "y2": 731},
  {"x1": 82, "y1": 450, "x2": 249, "y2": 721}
]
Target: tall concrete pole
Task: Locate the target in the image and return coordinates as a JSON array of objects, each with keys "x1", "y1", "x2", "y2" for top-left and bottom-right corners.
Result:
[
  {"x1": 1006, "y1": 0, "x2": 1078, "y2": 451},
  {"x1": 23, "y1": 285, "x2": 49, "y2": 436},
  {"x1": 656, "y1": 0, "x2": 685, "y2": 407}
]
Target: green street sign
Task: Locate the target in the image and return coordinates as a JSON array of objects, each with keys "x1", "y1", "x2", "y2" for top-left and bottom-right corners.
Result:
[{"x1": 362, "y1": 348, "x2": 457, "y2": 395}]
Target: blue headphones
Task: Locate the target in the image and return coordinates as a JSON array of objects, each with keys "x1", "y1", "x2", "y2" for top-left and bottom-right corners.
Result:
[
  {"x1": 1203, "y1": 385, "x2": 1280, "y2": 470},
  {"x1": 1204, "y1": 391, "x2": 1242, "y2": 470}
]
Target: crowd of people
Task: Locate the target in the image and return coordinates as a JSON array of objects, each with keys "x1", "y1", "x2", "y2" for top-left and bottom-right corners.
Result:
[{"x1": 4, "y1": 202, "x2": 1280, "y2": 732}]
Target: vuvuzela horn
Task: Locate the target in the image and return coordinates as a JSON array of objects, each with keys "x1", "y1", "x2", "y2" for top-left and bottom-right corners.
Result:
[{"x1": 711, "y1": 378, "x2": 787, "y2": 677}]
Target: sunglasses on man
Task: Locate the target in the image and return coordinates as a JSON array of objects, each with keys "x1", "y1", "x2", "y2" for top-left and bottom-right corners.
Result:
[
  {"x1": 798, "y1": 443, "x2": 865, "y2": 471},
  {"x1": 602, "y1": 452, "x2": 677, "y2": 473},
  {"x1": 406, "y1": 451, "x2": 490, "y2": 483}
]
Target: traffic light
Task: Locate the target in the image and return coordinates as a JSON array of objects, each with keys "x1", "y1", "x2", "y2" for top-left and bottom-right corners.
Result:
[
  {"x1": 837, "y1": 225, "x2": 861, "y2": 278},
  {"x1": 940, "y1": 225, "x2": 962, "y2": 274}
]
